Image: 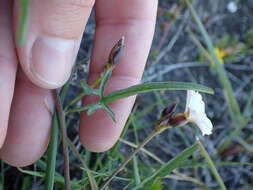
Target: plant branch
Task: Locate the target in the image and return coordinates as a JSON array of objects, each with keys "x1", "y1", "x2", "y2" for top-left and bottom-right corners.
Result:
[
  {"x1": 197, "y1": 140, "x2": 227, "y2": 190},
  {"x1": 53, "y1": 89, "x2": 71, "y2": 190},
  {"x1": 100, "y1": 128, "x2": 165, "y2": 190},
  {"x1": 67, "y1": 138, "x2": 98, "y2": 190}
]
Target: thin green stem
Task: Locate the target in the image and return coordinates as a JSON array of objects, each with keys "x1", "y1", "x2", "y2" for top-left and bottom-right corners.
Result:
[
  {"x1": 67, "y1": 138, "x2": 98, "y2": 190},
  {"x1": 21, "y1": 177, "x2": 31, "y2": 190},
  {"x1": 64, "y1": 92, "x2": 85, "y2": 111},
  {"x1": 219, "y1": 89, "x2": 253, "y2": 151},
  {"x1": 197, "y1": 140, "x2": 227, "y2": 190},
  {"x1": 0, "y1": 161, "x2": 4, "y2": 190},
  {"x1": 186, "y1": 0, "x2": 241, "y2": 119},
  {"x1": 219, "y1": 117, "x2": 250, "y2": 152},
  {"x1": 243, "y1": 87, "x2": 253, "y2": 116},
  {"x1": 133, "y1": 143, "x2": 199, "y2": 190},
  {"x1": 99, "y1": 128, "x2": 166, "y2": 190},
  {"x1": 17, "y1": 0, "x2": 30, "y2": 45},
  {"x1": 44, "y1": 114, "x2": 59, "y2": 190},
  {"x1": 64, "y1": 75, "x2": 103, "y2": 111},
  {"x1": 132, "y1": 120, "x2": 141, "y2": 185},
  {"x1": 53, "y1": 90, "x2": 71, "y2": 190}
]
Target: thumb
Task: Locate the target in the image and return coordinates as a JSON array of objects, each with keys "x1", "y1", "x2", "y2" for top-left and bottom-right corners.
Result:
[{"x1": 14, "y1": 0, "x2": 94, "y2": 89}]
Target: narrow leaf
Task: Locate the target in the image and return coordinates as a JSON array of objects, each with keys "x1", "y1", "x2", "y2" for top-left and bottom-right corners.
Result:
[
  {"x1": 18, "y1": 168, "x2": 80, "y2": 188},
  {"x1": 99, "y1": 70, "x2": 112, "y2": 97},
  {"x1": 133, "y1": 143, "x2": 199, "y2": 190},
  {"x1": 186, "y1": 0, "x2": 241, "y2": 118},
  {"x1": 80, "y1": 80, "x2": 100, "y2": 96},
  {"x1": 101, "y1": 104, "x2": 116, "y2": 122},
  {"x1": 198, "y1": 140, "x2": 227, "y2": 190},
  {"x1": 87, "y1": 104, "x2": 105, "y2": 115},
  {"x1": 17, "y1": 0, "x2": 30, "y2": 45},
  {"x1": 186, "y1": 0, "x2": 243, "y2": 150},
  {"x1": 44, "y1": 114, "x2": 59, "y2": 190},
  {"x1": 101, "y1": 82, "x2": 214, "y2": 103}
]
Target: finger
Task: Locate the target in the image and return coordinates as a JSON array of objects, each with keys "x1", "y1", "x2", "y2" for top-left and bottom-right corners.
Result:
[
  {"x1": 0, "y1": 70, "x2": 54, "y2": 167},
  {"x1": 14, "y1": 0, "x2": 95, "y2": 89},
  {"x1": 80, "y1": 0, "x2": 158, "y2": 152},
  {"x1": 0, "y1": 0, "x2": 18, "y2": 147}
]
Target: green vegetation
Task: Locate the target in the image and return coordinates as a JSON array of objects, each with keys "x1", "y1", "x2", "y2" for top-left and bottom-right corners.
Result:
[{"x1": 1, "y1": 0, "x2": 252, "y2": 190}]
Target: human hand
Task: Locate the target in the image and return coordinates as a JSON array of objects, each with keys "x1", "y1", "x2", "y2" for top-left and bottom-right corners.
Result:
[{"x1": 0, "y1": 0, "x2": 158, "y2": 166}]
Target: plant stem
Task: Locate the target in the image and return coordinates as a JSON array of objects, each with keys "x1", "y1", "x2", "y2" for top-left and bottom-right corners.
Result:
[
  {"x1": 17, "y1": 0, "x2": 29, "y2": 45},
  {"x1": 132, "y1": 143, "x2": 199, "y2": 190},
  {"x1": 64, "y1": 76, "x2": 103, "y2": 111},
  {"x1": 186, "y1": 0, "x2": 241, "y2": 118},
  {"x1": 219, "y1": 116, "x2": 250, "y2": 152},
  {"x1": 197, "y1": 140, "x2": 227, "y2": 190},
  {"x1": 100, "y1": 128, "x2": 166, "y2": 190},
  {"x1": 0, "y1": 161, "x2": 4, "y2": 190},
  {"x1": 44, "y1": 114, "x2": 59, "y2": 190},
  {"x1": 53, "y1": 90, "x2": 71, "y2": 190},
  {"x1": 67, "y1": 138, "x2": 98, "y2": 190}
]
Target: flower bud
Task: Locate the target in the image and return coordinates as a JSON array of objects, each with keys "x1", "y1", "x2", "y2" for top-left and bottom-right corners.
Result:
[
  {"x1": 108, "y1": 36, "x2": 125, "y2": 66},
  {"x1": 168, "y1": 113, "x2": 188, "y2": 127},
  {"x1": 157, "y1": 103, "x2": 177, "y2": 126}
]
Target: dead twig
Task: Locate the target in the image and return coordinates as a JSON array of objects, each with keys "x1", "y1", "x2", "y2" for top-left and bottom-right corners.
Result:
[
  {"x1": 100, "y1": 129, "x2": 165, "y2": 190},
  {"x1": 53, "y1": 89, "x2": 71, "y2": 190},
  {"x1": 67, "y1": 138, "x2": 98, "y2": 190}
]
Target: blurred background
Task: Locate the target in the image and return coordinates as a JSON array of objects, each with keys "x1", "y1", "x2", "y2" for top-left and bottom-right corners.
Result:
[{"x1": 2, "y1": 0, "x2": 253, "y2": 189}]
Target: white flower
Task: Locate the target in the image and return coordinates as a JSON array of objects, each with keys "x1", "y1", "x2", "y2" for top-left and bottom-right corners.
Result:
[{"x1": 185, "y1": 90, "x2": 213, "y2": 136}]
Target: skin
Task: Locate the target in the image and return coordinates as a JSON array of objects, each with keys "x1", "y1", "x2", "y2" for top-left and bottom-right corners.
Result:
[{"x1": 0, "y1": 0, "x2": 158, "y2": 167}]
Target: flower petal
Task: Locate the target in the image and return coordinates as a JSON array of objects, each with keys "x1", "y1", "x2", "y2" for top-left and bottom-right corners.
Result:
[
  {"x1": 191, "y1": 114, "x2": 213, "y2": 135},
  {"x1": 185, "y1": 90, "x2": 213, "y2": 136},
  {"x1": 187, "y1": 90, "x2": 205, "y2": 114},
  {"x1": 185, "y1": 90, "x2": 191, "y2": 112}
]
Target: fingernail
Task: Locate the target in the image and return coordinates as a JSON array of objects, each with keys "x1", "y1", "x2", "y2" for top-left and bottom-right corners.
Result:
[{"x1": 30, "y1": 36, "x2": 75, "y2": 88}]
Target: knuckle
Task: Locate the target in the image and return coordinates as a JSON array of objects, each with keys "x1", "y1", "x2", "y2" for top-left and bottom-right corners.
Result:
[{"x1": 40, "y1": 0, "x2": 95, "y2": 38}]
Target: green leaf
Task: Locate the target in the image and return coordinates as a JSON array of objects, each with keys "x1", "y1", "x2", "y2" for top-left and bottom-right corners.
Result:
[
  {"x1": 149, "y1": 179, "x2": 163, "y2": 190},
  {"x1": 17, "y1": 0, "x2": 30, "y2": 45},
  {"x1": 87, "y1": 103, "x2": 115, "y2": 121},
  {"x1": 44, "y1": 114, "x2": 59, "y2": 190},
  {"x1": 80, "y1": 80, "x2": 100, "y2": 96},
  {"x1": 101, "y1": 104, "x2": 116, "y2": 122},
  {"x1": 133, "y1": 143, "x2": 199, "y2": 190},
  {"x1": 198, "y1": 140, "x2": 227, "y2": 190},
  {"x1": 185, "y1": 0, "x2": 243, "y2": 150},
  {"x1": 99, "y1": 69, "x2": 112, "y2": 97},
  {"x1": 18, "y1": 168, "x2": 80, "y2": 188},
  {"x1": 180, "y1": 161, "x2": 253, "y2": 169},
  {"x1": 0, "y1": 161, "x2": 4, "y2": 190},
  {"x1": 87, "y1": 104, "x2": 105, "y2": 115},
  {"x1": 101, "y1": 82, "x2": 214, "y2": 103},
  {"x1": 21, "y1": 176, "x2": 31, "y2": 190},
  {"x1": 67, "y1": 106, "x2": 89, "y2": 113},
  {"x1": 18, "y1": 168, "x2": 45, "y2": 178},
  {"x1": 186, "y1": 0, "x2": 240, "y2": 115}
]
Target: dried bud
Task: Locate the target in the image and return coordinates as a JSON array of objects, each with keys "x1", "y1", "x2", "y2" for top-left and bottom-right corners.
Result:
[
  {"x1": 157, "y1": 103, "x2": 177, "y2": 126},
  {"x1": 161, "y1": 103, "x2": 177, "y2": 119},
  {"x1": 168, "y1": 113, "x2": 187, "y2": 127},
  {"x1": 108, "y1": 36, "x2": 125, "y2": 66}
]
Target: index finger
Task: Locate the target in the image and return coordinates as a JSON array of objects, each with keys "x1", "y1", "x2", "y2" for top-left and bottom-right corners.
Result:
[{"x1": 80, "y1": 0, "x2": 158, "y2": 152}]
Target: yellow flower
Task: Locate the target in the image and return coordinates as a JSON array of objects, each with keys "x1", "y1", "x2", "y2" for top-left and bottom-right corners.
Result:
[{"x1": 214, "y1": 48, "x2": 229, "y2": 64}]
